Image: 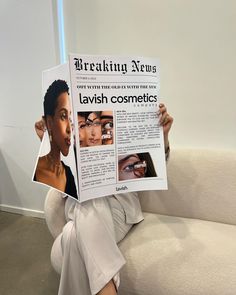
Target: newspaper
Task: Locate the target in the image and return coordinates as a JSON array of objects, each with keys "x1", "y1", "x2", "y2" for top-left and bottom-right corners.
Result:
[{"x1": 33, "y1": 54, "x2": 167, "y2": 202}]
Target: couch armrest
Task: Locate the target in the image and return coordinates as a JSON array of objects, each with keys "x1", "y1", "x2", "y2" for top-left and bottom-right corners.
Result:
[{"x1": 44, "y1": 188, "x2": 66, "y2": 239}]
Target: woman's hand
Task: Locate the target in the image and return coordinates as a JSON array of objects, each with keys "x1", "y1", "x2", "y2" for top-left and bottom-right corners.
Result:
[
  {"x1": 158, "y1": 103, "x2": 174, "y2": 151},
  {"x1": 35, "y1": 118, "x2": 46, "y2": 142}
]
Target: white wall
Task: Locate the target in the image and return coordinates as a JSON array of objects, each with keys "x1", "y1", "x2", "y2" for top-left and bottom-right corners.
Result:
[
  {"x1": 1, "y1": 0, "x2": 235, "y2": 214},
  {"x1": 64, "y1": 0, "x2": 236, "y2": 149},
  {"x1": 0, "y1": 0, "x2": 57, "y2": 214}
]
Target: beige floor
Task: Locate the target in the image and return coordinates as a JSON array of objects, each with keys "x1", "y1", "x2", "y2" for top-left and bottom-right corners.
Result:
[{"x1": 0, "y1": 211, "x2": 59, "y2": 295}]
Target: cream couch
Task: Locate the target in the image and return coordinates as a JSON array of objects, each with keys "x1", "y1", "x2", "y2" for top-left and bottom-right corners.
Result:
[{"x1": 44, "y1": 149, "x2": 236, "y2": 295}]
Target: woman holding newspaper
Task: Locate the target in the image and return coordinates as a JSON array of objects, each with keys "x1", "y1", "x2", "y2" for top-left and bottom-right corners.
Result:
[{"x1": 35, "y1": 103, "x2": 173, "y2": 295}]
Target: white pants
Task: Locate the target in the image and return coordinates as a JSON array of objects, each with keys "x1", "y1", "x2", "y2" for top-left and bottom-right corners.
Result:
[{"x1": 58, "y1": 196, "x2": 133, "y2": 295}]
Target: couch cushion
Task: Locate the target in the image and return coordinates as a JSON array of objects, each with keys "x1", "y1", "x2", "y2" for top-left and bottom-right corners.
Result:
[
  {"x1": 139, "y1": 149, "x2": 236, "y2": 225},
  {"x1": 119, "y1": 212, "x2": 236, "y2": 295}
]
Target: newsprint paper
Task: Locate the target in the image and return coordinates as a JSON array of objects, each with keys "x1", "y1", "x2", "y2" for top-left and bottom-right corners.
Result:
[{"x1": 33, "y1": 54, "x2": 167, "y2": 202}]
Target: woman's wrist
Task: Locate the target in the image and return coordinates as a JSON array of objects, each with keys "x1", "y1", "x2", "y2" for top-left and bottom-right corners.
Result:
[
  {"x1": 164, "y1": 137, "x2": 170, "y2": 161},
  {"x1": 164, "y1": 135, "x2": 169, "y2": 151}
]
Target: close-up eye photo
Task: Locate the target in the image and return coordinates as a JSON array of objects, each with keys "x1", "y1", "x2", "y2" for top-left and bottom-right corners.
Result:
[{"x1": 118, "y1": 152, "x2": 157, "y2": 181}]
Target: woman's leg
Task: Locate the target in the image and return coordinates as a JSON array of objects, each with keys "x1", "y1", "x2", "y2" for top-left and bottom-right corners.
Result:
[
  {"x1": 95, "y1": 196, "x2": 134, "y2": 295},
  {"x1": 74, "y1": 197, "x2": 126, "y2": 294},
  {"x1": 108, "y1": 196, "x2": 133, "y2": 244},
  {"x1": 58, "y1": 196, "x2": 133, "y2": 295},
  {"x1": 58, "y1": 221, "x2": 91, "y2": 295}
]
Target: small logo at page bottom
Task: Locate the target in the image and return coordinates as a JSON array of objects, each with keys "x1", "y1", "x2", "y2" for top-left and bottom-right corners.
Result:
[{"x1": 116, "y1": 185, "x2": 128, "y2": 192}]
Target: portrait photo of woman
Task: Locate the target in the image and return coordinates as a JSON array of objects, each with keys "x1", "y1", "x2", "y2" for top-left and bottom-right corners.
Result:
[
  {"x1": 34, "y1": 79, "x2": 78, "y2": 199},
  {"x1": 118, "y1": 152, "x2": 157, "y2": 181}
]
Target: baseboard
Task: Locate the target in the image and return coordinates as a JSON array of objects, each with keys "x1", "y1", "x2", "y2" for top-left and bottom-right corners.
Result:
[{"x1": 0, "y1": 204, "x2": 45, "y2": 219}]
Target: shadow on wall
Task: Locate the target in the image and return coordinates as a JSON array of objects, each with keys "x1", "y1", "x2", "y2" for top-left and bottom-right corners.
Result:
[
  {"x1": 0, "y1": 124, "x2": 49, "y2": 214},
  {"x1": 0, "y1": 149, "x2": 21, "y2": 207}
]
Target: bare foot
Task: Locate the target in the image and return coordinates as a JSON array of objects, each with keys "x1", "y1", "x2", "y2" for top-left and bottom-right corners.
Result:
[{"x1": 96, "y1": 280, "x2": 117, "y2": 295}]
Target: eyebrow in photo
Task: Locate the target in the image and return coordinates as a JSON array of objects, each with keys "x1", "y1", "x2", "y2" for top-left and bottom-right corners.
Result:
[
  {"x1": 118, "y1": 155, "x2": 140, "y2": 164},
  {"x1": 100, "y1": 115, "x2": 113, "y2": 120}
]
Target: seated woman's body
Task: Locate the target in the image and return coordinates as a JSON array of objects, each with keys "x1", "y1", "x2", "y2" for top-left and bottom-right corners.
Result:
[{"x1": 35, "y1": 103, "x2": 173, "y2": 295}]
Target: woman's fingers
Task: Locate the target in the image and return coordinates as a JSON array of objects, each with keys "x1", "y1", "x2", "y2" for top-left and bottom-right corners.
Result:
[
  {"x1": 158, "y1": 103, "x2": 168, "y2": 125},
  {"x1": 158, "y1": 103, "x2": 174, "y2": 133},
  {"x1": 35, "y1": 118, "x2": 46, "y2": 141}
]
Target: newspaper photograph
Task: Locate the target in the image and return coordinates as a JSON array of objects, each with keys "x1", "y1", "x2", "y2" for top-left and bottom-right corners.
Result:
[
  {"x1": 33, "y1": 54, "x2": 167, "y2": 202},
  {"x1": 32, "y1": 63, "x2": 79, "y2": 199}
]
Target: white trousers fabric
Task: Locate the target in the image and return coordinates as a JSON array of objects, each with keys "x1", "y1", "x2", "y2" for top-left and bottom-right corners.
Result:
[{"x1": 58, "y1": 196, "x2": 133, "y2": 295}]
